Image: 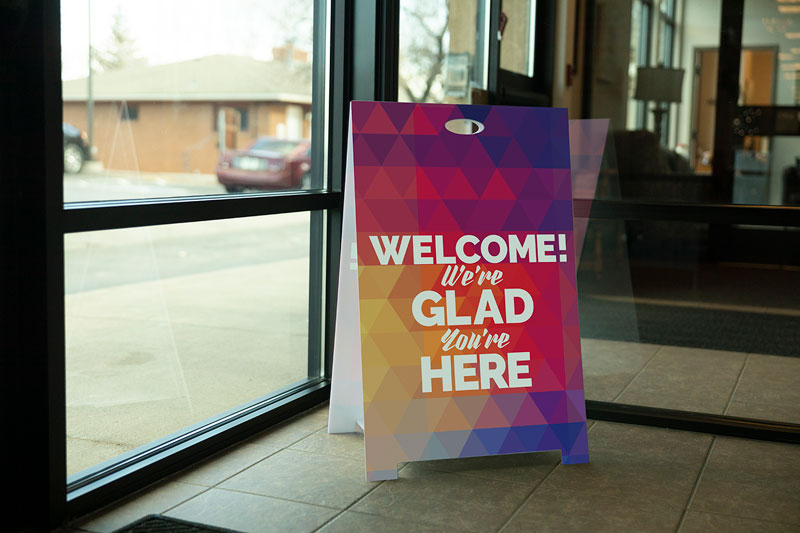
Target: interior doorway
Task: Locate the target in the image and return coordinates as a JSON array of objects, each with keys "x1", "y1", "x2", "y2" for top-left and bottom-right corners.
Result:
[{"x1": 691, "y1": 47, "x2": 776, "y2": 173}]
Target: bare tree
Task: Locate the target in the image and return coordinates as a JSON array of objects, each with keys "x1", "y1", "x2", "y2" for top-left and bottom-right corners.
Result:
[
  {"x1": 93, "y1": 8, "x2": 141, "y2": 71},
  {"x1": 399, "y1": 0, "x2": 450, "y2": 103}
]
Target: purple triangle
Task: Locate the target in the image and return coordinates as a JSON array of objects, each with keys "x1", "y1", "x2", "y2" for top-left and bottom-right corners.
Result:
[
  {"x1": 461, "y1": 137, "x2": 496, "y2": 168},
  {"x1": 420, "y1": 137, "x2": 458, "y2": 167},
  {"x1": 519, "y1": 170, "x2": 552, "y2": 199},
  {"x1": 463, "y1": 166, "x2": 496, "y2": 196},
  {"x1": 353, "y1": 134, "x2": 380, "y2": 166},
  {"x1": 467, "y1": 199, "x2": 515, "y2": 232},
  {"x1": 499, "y1": 139, "x2": 531, "y2": 168},
  {"x1": 441, "y1": 129, "x2": 474, "y2": 166},
  {"x1": 492, "y1": 393, "x2": 527, "y2": 425},
  {"x1": 442, "y1": 198, "x2": 479, "y2": 228},
  {"x1": 419, "y1": 104, "x2": 455, "y2": 131},
  {"x1": 402, "y1": 134, "x2": 438, "y2": 165},
  {"x1": 498, "y1": 168, "x2": 533, "y2": 197},
  {"x1": 532, "y1": 391, "x2": 568, "y2": 422},
  {"x1": 498, "y1": 427, "x2": 527, "y2": 454},
  {"x1": 474, "y1": 427, "x2": 510, "y2": 455},
  {"x1": 383, "y1": 103, "x2": 415, "y2": 133},
  {"x1": 538, "y1": 200, "x2": 574, "y2": 231},
  {"x1": 481, "y1": 108, "x2": 513, "y2": 136},
  {"x1": 460, "y1": 431, "x2": 489, "y2": 457},
  {"x1": 383, "y1": 136, "x2": 417, "y2": 166},
  {"x1": 458, "y1": 104, "x2": 491, "y2": 124},
  {"x1": 363, "y1": 134, "x2": 398, "y2": 164},
  {"x1": 537, "y1": 426, "x2": 563, "y2": 450},
  {"x1": 351, "y1": 102, "x2": 376, "y2": 132},
  {"x1": 501, "y1": 203, "x2": 539, "y2": 232},
  {"x1": 445, "y1": 106, "x2": 466, "y2": 122},
  {"x1": 477, "y1": 136, "x2": 513, "y2": 167},
  {"x1": 436, "y1": 429, "x2": 473, "y2": 457},
  {"x1": 496, "y1": 107, "x2": 526, "y2": 135},
  {"x1": 512, "y1": 424, "x2": 548, "y2": 449}
]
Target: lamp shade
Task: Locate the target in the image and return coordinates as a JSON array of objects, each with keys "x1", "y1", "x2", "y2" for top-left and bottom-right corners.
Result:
[{"x1": 634, "y1": 66, "x2": 685, "y2": 103}]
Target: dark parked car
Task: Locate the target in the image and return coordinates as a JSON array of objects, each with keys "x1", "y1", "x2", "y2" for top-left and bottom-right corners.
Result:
[
  {"x1": 63, "y1": 122, "x2": 91, "y2": 174},
  {"x1": 216, "y1": 137, "x2": 311, "y2": 192}
]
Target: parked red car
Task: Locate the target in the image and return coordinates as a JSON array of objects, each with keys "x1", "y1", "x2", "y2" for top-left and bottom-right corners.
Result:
[{"x1": 216, "y1": 137, "x2": 311, "y2": 192}]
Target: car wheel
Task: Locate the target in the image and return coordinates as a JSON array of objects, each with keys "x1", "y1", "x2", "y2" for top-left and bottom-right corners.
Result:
[
  {"x1": 64, "y1": 143, "x2": 84, "y2": 174},
  {"x1": 224, "y1": 185, "x2": 245, "y2": 193},
  {"x1": 301, "y1": 172, "x2": 311, "y2": 189}
]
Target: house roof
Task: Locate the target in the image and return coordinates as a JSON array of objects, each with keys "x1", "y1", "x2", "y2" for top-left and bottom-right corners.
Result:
[{"x1": 62, "y1": 55, "x2": 312, "y2": 104}]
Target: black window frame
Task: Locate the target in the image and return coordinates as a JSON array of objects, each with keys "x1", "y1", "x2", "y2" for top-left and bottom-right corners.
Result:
[{"x1": 4, "y1": 0, "x2": 800, "y2": 530}]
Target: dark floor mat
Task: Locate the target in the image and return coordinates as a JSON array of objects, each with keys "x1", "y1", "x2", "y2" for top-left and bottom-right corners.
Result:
[
  {"x1": 579, "y1": 297, "x2": 800, "y2": 357},
  {"x1": 111, "y1": 514, "x2": 242, "y2": 533}
]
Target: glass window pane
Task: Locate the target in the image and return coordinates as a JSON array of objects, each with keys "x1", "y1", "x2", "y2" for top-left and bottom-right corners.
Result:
[
  {"x1": 61, "y1": 0, "x2": 317, "y2": 202},
  {"x1": 579, "y1": 217, "x2": 800, "y2": 425},
  {"x1": 65, "y1": 213, "x2": 314, "y2": 475},
  {"x1": 499, "y1": 0, "x2": 535, "y2": 77},
  {"x1": 399, "y1": 0, "x2": 487, "y2": 104}
]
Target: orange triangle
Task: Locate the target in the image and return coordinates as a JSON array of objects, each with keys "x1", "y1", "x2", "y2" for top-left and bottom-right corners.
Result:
[{"x1": 433, "y1": 398, "x2": 474, "y2": 432}]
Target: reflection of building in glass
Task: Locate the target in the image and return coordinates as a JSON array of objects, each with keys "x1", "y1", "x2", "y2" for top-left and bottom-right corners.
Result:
[{"x1": 62, "y1": 51, "x2": 312, "y2": 174}]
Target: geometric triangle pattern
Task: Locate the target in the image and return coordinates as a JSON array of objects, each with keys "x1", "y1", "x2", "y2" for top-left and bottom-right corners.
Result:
[
  {"x1": 351, "y1": 102, "x2": 589, "y2": 481},
  {"x1": 569, "y1": 118, "x2": 609, "y2": 263}
]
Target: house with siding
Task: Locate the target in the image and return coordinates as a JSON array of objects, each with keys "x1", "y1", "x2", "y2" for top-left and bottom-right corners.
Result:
[{"x1": 62, "y1": 51, "x2": 312, "y2": 174}]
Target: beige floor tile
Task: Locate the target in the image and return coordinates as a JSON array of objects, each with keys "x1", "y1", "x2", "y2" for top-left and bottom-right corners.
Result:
[
  {"x1": 680, "y1": 510, "x2": 800, "y2": 532},
  {"x1": 71, "y1": 481, "x2": 207, "y2": 533},
  {"x1": 411, "y1": 449, "x2": 560, "y2": 485},
  {"x1": 165, "y1": 487, "x2": 337, "y2": 533},
  {"x1": 219, "y1": 448, "x2": 374, "y2": 509},
  {"x1": 169, "y1": 442, "x2": 279, "y2": 487},
  {"x1": 541, "y1": 422, "x2": 712, "y2": 507},
  {"x1": 502, "y1": 487, "x2": 684, "y2": 532},
  {"x1": 352, "y1": 464, "x2": 531, "y2": 532},
  {"x1": 730, "y1": 354, "x2": 800, "y2": 410},
  {"x1": 615, "y1": 345, "x2": 746, "y2": 413},
  {"x1": 690, "y1": 437, "x2": 800, "y2": 525},
  {"x1": 726, "y1": 400, "x2": 800, "y2": 425},
  {"x1": 319, "y1": 511, "x2": 443, "y2": 533},
  {"x1": 290, "y1": 427, "x2": 365, "y2": 460},
  {"x1": 580, "y1": 338, "x2": 661, "y2": 402}
]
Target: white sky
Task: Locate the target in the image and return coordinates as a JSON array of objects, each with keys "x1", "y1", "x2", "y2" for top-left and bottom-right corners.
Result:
[{"x1": 60, "y1": 0, "x2": 314, "y2": 80}]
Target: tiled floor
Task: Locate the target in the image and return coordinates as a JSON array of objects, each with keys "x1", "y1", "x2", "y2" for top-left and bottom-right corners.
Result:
[
  {"x1": 581, "y1": 339, "x2": 800, "y2": 424},
  {"x1": 63, "y1": 403, "x2": 800, "y2": 533}
]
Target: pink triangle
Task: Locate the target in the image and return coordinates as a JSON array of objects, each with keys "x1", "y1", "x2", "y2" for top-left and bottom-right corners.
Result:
[
  {"x1": 421, "y1": 200, "x2": 463, "y2": 231},
  {"x1": 383, "y1": 165, "x2": 417, "y2": 199},
  {"x1": 363, "y1": 103, "x2": 398, "y2": 134},
  {"x1": 481, "y1": 170, "x2": 517, "y2": 200},
  {"x1": 533, "y1": 359, "x2": 565, "y2": 391},
  {"x1": 353, "y1": 135, "x2": 380, "y2": 166},
  {"x1": 474, "y1": 395, "x2": 512, "y2": 429},
  {"x1": 383, "y1": 136, "x2": 417, "y2": 166},
  {"x1": 351, "y1": 101, "x2": 377, "y2": 133},
  {"x1": 461, "y1": 137, "x2": 496, "y2": 168},
  {"x1": 415, "y1": 168, "x2": 441, "y2": 199},
  {"x1": 443, "y1": 168, "x2": 479, "y2": 199},
  {"x1": 453, "y1": 395, "x2": 490, "y2": 427},
  {"x1": 364, "y1": 168, "x2": 402, "y2": 199},
  {"x1": 411, "y1": 106, "x2": 438, "y2": 134},
  {"x1": 419, "y1": 104, "x2": 454, "y2": 131},
  {"x1": 512, "y1": 394, "x2": 547, "y2": 425}
]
